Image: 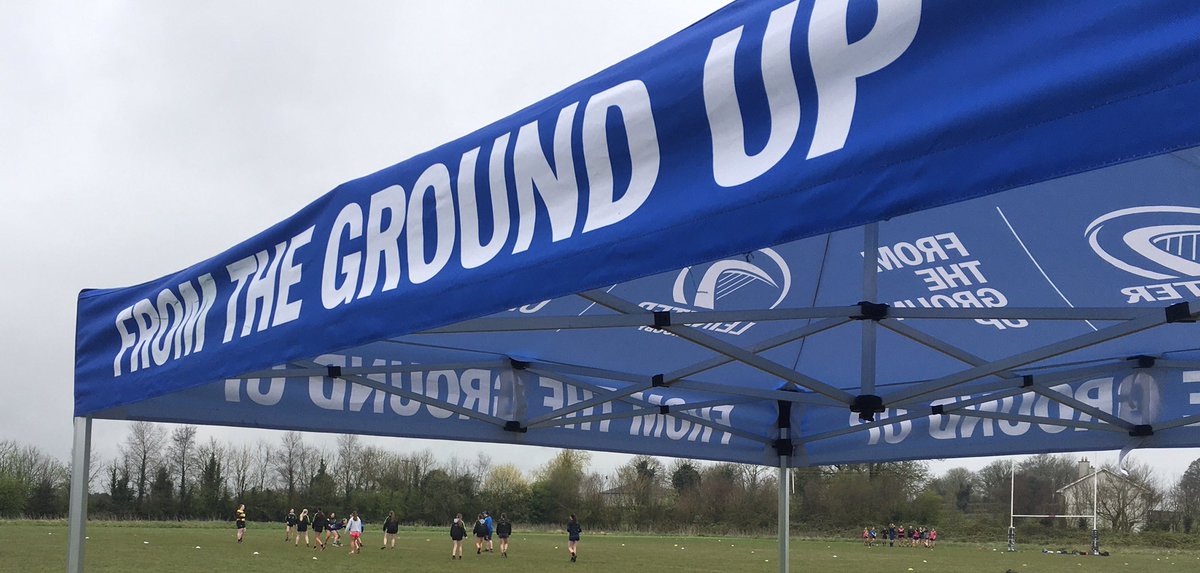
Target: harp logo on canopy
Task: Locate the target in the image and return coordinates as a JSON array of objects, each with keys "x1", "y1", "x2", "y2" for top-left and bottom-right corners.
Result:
[
  {"x1": 1085, "y1": 206, "x2": 1200, "y2": 304},
  {"x1": 636, "y1": 249, "x2": 790, "y2": 337},
  {"x1": 672, "y1": 248, "x2": 792, "y2": 311},
  {"x1": 1087, "y1": 206, "x2": 1200, "y2": 279}
]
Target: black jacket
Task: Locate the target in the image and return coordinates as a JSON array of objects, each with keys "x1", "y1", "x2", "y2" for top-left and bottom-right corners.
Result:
[
  {"x1": 496, "y1": 519, "x2": 512, "y2": 537},
  {"x1": 473, "y1": 520, "x2": 489, "y2": 537},
  {"x1": 450, "y1": 521, "x2": 466, "y2": 540}
]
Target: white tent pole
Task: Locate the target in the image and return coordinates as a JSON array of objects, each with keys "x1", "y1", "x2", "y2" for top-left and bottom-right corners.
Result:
[
  {"x1": 1008, "y1": 459, "x2": 1016, "y2": 552},
  {"x1": 67, "y1": 416, "x2": 92, "y2": 573},
  {"x1": 862, "y1": 222, "x2": 879, "y2": 396},
  {"x1": 1092, "y1": 468, "x2": 1099, "y2": 554},
  {"x1": 778, "y1": 456, "x2": 790, "y2": 573},
  {"x1": 777, "y1": 401, "x2": 791, "y2": 573}
]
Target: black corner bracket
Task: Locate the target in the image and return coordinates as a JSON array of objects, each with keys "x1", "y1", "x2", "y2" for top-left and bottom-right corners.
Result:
[
  {"x1": 931, "y1": 404, "x2": 945, "y2": 416},
  {"x1": 1165, "y1": 301, "x2": 1195, "y2": 323},
  {"x1": 1128, "y1": 355, "x2": 1157, "y2": 369},
  {"x1": 774, "y1": 438, "x2": 794, "y2": 457},
  {"x1": 1022, "y1": 375, "x2": 1034, "y2": 388},
  {"x1": 853, "y1": 301, "x2": 889, "y2": 321},
  {"x1": 509, "y1": 358, "x2": 529, "y2": 370},
  {"x1": 653, "y1": 311, "x2": 672, "y2": 328},
  {"x1": 850, "y1": 394, "x2": 886, "y2": 422},
  {"x1": 503, "y1": 421, "x2": 527, "y2": 433},
  {"x1": 659, "y1": 405, "x2": 670, "y2": 415},
  {"x1": 327, "y1": 365, "x2": 342, "y2": 379},
  {"x1": 651, "y1": 374, "x2": 667, "y2": 387},
  {"x1": 1129, "y1": 424, "x2": 1153, "y2": 437}
]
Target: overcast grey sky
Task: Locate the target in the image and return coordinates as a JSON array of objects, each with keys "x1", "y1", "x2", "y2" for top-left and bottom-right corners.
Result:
[{"x1": 2, "y1": 0, "x2": 1197, "y2": 483}]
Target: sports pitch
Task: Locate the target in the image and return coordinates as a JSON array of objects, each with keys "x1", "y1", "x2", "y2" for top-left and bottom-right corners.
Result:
[{"x1": 3, "y1": 522, "x2": 1197, "y2": 573}]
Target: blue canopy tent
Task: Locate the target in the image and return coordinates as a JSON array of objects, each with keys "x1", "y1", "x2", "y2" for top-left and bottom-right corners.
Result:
[{"x1": 69, "y1": 1, "x2": 1200, "y2": 571}]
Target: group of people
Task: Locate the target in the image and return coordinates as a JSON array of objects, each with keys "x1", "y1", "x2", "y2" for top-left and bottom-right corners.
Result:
[
  {"x1": 862, "y1": 524, "x2": 938, "y2": 548},
  {"x1": 281, "y1": 507, "x2": 376, "y2": 554},
  {"x1": 448, "y1": 511, "x2": 582, "y2": 562},
  {"x1": 235, "y1": 504, "x2": 583, "y2": 562}
]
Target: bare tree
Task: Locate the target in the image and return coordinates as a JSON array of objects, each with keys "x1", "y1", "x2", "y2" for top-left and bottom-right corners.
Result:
[
  {"x1": 275, "y1": 432, "x2": 305, "y2": 503},
  {"x1": 335, "y1": 434, "x2": 361, "y2": 499},
  {"x1": 121, "y1": 421, "x2": 166, "y2": 511},
  {"x1": 227, "y1": 444, "x2": 254, "y2": 502},
  {"x1": 251, "y1": 441, "x2": 273, "y2": 492},
  {"x1": 1096, "y1": 460, "x2": 1161, "y2": 533},
  {"x1": 168, "y1": 425, "x2": 198, "y2": 512}
]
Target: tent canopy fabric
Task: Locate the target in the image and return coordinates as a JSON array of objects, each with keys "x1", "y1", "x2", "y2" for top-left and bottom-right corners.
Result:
[{"x1": 75, "y1": 0, "x2": 1200, "y2": 468}]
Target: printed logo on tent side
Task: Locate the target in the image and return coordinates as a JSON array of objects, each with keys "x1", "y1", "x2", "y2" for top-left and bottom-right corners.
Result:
[
  {"x1": 637, "y1": 248, "x2": 791, "y2": 337},
  {"x1": 1085, "y1": 206, "x2": 1200, "y2": 303}
]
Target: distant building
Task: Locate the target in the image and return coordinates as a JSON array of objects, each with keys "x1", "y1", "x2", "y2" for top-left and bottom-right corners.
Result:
[{"x1": 1056, "y1": 458, "x2": 1153, "y2": 532}]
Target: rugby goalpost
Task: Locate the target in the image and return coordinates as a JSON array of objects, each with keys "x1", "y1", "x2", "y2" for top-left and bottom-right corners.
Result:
[{"x1": 1008, "y1": 460, "x2": 1101, "y2": 555}]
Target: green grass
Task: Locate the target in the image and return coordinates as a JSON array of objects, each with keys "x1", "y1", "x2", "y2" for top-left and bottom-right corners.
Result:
[{"x1": 3, "y1": 521, "x2": 1199, "y2": 573}]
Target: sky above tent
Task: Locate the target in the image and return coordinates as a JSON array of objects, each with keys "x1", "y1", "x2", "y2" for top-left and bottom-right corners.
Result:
[{"x1": 4, "y1": 0, "x2": 1197, "y2": 479}]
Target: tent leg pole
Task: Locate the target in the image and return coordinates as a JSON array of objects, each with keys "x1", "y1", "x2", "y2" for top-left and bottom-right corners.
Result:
[
  {"x1": 779, "y1": 458, "x2": 789, "y2": 573},
  {"x1": 67, "y1": 416, "x2": 91, "y2": 573}
]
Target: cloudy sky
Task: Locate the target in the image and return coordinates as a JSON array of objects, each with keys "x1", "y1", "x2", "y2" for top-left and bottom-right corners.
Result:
[{"x1": 3, "y1": 0, "x2": 1197, "y2": 483}]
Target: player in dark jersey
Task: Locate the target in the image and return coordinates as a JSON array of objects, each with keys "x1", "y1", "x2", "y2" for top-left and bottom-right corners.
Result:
[
  {"x1": 295, "y1": 509, "x2": 310, "y2": 547},
  {"x1": 235, "y1": 504, "x2": 247, "y2": 543},
  {"x1": 472, "y1": 513, "x2": 488, "y2": 554},
  {"x1": 566, "y1": 514, "x2": 582, "y2": 562},
  {"x1": 450, "y1": 514, "x2": 466, "y2": 559},
  {"x1": 496, "y1": 512, "x2": 513, "y2": 557},
  {"x1": 325, "y1": 512, "x2": 343, "y2": 548},
  {"x1": 285, "y1": 508, "x2": 297, "y2": 542},
  {"x1": 381, "y1": 510, "x2": 399, "y2": 550},
  {"x1": 311, "y1": 509, "x2": 328, "y2": 550}
]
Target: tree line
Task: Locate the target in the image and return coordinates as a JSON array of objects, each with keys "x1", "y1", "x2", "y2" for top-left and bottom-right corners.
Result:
[{"x1": 4, "y1": 423, "x2": 1200, "y2": 538}]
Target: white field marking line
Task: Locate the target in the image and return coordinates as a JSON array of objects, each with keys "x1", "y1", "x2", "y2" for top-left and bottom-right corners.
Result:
[{"x1": 995, "y1": 206, "x2": 1098, "y2": 332}]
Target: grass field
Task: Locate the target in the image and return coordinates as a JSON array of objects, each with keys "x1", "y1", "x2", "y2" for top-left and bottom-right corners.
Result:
[{"x1": 3, "y1": 522, "x2": 1198, "y2": 573}]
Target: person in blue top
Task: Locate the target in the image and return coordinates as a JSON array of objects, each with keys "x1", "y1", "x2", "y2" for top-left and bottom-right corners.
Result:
[
  {"x1": 483, "y1": 511, "x2": 495, "y2": 553},
  {"x1": 566, "y1": 514, "x2": 582, "y2": 562}
]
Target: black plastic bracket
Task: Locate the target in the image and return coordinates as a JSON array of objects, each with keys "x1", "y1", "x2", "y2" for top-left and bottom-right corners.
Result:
[
  {"x1": 509, "y1": 358, "x2": 529, "y2": 370},
  {"x1": 1165, "y1": 301, "x2": 1194, "y2": 323},
  {"x1": 503, "y1": 421, "x2": 527, "y2": 433},
  {"x1": 1022, "y1": 375, "x2": 1034, "y2": 388},
  {"x1": 931, "y1": 404, "x2": 944, "y2": 416},
  {"x1": 849, "y1": 394, "x2": 885, "y2": 422},
  {"x1": 774, "y1": 438, "x2": 794, "y2": 457},
  {"x1": 1128, "y1": 355, "x2": 1157, "y2": 369},
  {"x1": 853, "y1": 301, "x2": 889, "y2": 321},
  {"x1": 651, "y1": 374, "x2": 666, "y2": 388},
  {"x1": 659, "y1": 405, "x2": 670, "y2": 415},
  {"x1": 1129, "y1": 425, "x2": 1153, "y2": 437},
  {"x1": 653, "y1": 311, "x2": 672, "y2": 328},
  {"x1": 327, "y1": 365, "x2": 342, "y2": 379}
]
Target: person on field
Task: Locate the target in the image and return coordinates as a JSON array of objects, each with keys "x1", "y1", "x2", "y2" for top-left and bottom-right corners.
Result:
[
  {"x1": 484, "y1": 511, "x2": 495, "y2": 552},
  {"x1": 862, "y1": 528, "x2": 869, "y2": 546},
  {"x1": 473, "y1": 513, "x2": 488, "y2": 554},
  {"x1": 347, "y1": 512, "x2": 364, "y2": 554},
  {"x1": 382, "y1": 510, "x2": 399, "y2": 550},
  {"x1": 295, "y1": 509, "x2": 310, "y2": 547},
  {"x1": 496, "y1": 512, "x2": 512, "y2": 558},
  {"x1": 311, "y1": 509, "x2": 328, "y2": 550},
  {"x1": 566, "y1": 513, "x2": 582, "y2": 562},
  {"x1": 235, "y1": 504, "x2": 247, "y2": 543},
  {"x1": 929, "y1": 528, "x2": 938, "y2": 548},
  {"x1": 887, "y1": 523, "x2": 896, "y2": 547},
  {"x1": 284, "y1": 508, "x2": 297, "y2": 542},
  {"x1": 896, "y1": 525, "x2": 905, "y2": 547},
  {"x1": 450, "y1": 513, "x2": 466, "y2": 560},
  {"x1": 325, "y1": 512, "x2": 343, "y2": 547}
]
